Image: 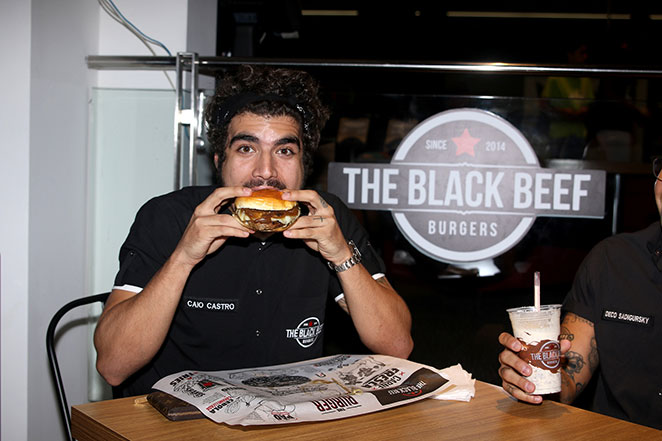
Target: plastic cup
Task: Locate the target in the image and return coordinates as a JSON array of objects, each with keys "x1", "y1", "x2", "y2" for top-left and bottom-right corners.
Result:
[{"x1": 506, "y1": 304, "x2": 562, "y2": 395}]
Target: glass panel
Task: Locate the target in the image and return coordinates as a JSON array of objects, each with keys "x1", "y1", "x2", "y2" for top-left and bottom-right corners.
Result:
[{"x1": 87, "y1": 88, "x2": 175, "y2": 401}]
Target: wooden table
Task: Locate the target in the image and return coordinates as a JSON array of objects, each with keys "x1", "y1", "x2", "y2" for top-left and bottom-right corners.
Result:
[{"x1": 71, "y1": 381, "x2": 660, "y2": 440}]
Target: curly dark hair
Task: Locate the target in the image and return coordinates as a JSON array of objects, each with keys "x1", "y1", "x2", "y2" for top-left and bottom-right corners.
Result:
[{"x1": 205, "y1": 65, "x2": 330, "y2": 183}]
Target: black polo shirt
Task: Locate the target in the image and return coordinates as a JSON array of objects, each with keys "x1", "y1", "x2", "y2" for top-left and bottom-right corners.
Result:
[
  {"x1": 112, "y1": 186, "x2": 385, "y2": 397},
  {"x1": 563, "y1": 221, "x2": 662, "y2": 429}
]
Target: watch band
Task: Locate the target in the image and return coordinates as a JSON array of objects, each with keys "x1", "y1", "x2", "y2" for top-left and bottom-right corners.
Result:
[{"x1": 328, "y1": 240, "x2": 362, "y2": 272}]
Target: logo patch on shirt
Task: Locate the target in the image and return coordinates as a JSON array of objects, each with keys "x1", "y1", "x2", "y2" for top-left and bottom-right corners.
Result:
[
  {"x1": 184, "y1": 297, "x2": 238, "y2": 313},
  {"x1": 286, "y1": 317, "x2": 324, "y2": 348},
  {"x1": 602, "y1": 309, "x2": 654, "y2": 327}
]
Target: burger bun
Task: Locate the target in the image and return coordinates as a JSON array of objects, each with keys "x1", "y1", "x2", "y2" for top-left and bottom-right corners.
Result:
[{"x1": 231, "y1": 189, "x2": 301, "y2": 232}]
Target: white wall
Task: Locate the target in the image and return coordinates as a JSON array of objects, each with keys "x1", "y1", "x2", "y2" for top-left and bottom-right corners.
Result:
[
  {"x1": 0, "y1": 0, "x2": 214, "y2": 439},
  {"x1": 0, "y1": 1, "x2": 32, "y2": 439},
  {"x1": 27, "y1": 1, "x2": 100, "y2": 439}
]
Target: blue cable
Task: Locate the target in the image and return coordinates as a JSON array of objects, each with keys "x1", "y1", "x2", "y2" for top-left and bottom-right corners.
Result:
[
  {"x1": 106, "y1": 0, "x2": 172, "y2": 56},
  {"x1": 105, "y1": 0, "x2": 166, "y2": 49}
]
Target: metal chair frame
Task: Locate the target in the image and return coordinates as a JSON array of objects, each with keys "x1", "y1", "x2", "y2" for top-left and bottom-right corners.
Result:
[{"x1": 46, "y1": 292, "x2": 110, "y2": 441}]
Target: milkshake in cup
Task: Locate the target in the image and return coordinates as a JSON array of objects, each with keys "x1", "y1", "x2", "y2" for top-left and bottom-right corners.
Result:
[{"x1": 507, "y1": 304, "x2": 562, "y2": 395}]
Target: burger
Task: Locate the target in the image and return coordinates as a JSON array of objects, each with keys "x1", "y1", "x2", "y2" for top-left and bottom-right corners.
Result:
[{"x1": 231, "y1": 189, "x2": 301, "y2": 232}]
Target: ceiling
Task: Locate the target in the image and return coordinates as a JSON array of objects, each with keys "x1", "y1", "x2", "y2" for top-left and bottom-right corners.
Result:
[{"x1": 217, "y1": 2, "x2": 662, "y2": 66}]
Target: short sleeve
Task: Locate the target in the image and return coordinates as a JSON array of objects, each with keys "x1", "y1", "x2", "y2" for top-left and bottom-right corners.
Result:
[
  {"x1": 563, "y1": 241, "x2": 608, "y2": 324},
  {"x1": 113, "y1": 196, "x2": 187, "y2": 291}
]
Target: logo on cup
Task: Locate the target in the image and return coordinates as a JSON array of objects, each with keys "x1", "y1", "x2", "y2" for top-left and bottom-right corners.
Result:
[{"x1": 517, "y1": 338, "x2": 561, "y2": 372}]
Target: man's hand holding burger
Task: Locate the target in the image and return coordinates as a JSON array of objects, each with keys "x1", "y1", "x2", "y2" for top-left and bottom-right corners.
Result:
[
  {"x1": 173, "y1": 186, "x2": 254, "y2": 268},
  {"x1": 280, "y1": 189, "x2": 351, "y2": 265}
]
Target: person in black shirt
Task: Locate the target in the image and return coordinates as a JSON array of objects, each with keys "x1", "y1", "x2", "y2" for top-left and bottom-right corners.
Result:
[
  {"x1": 496, "y1": 158, "x2": 662, "y2": 429},
  {"x1": 94, "y1": 65, "x2": 414, "y2": 396}
]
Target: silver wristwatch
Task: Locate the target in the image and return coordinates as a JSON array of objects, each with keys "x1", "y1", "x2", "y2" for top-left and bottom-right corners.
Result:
[{"x1": 328, "y1": 240, "x2": 362, "y2": 272}]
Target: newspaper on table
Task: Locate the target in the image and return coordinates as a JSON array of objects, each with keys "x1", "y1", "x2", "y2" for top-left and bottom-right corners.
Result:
[{"x1": 152, "y1": 354, "x2": 453, "y2": 426}]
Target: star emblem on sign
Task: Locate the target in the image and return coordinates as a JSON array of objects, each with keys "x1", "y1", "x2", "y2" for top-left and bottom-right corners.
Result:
[{"x1": 452, "y1": 128, "x2": 480, "y2": 157}]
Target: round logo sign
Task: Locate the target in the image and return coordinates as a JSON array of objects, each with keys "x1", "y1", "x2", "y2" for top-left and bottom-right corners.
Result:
[
  {"x1": 390, "y1": 108, "x2": 540, "y2": 263},
  {"x1": 327, "y1": 108, "x2": 605, "y2": 265}
]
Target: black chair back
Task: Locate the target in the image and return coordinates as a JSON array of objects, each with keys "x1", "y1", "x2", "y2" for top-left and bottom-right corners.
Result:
[{"x1": 46, "y1": 292, "x2": 110, "y2": 441}]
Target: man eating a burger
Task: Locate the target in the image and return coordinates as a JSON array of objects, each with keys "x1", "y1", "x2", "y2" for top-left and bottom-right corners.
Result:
[{"x1": 94, "y1": 65, "x2": 414, "y2": 397}]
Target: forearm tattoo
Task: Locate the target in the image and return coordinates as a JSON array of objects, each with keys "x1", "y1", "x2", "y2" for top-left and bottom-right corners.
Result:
[
  {"x1": 560, "y1": 313, "x2": 598, "y2": 403},
  {"x1": 562, "y1": 350, "x2": 585, "y2": 403},
  {"x1": 576, "y1": 382, "x2": 584, "y2": 394},
  {"x1": 564, "y1": 313, "x2": 594, "y2": 327},
  {"x1": 559, "y1": 324, "x2": 574, "y2": 341},
  {"x1": 564, "y1": 351, "x2": 585, "y2": 379}
]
